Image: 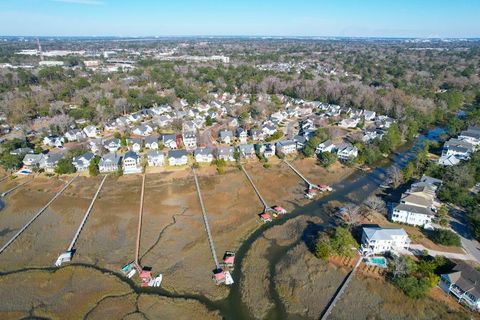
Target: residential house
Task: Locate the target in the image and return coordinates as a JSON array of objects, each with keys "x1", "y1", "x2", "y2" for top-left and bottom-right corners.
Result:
[
  {"x1": 262, "y1": 123, "x2": 277, "y2": 136},
  {"x1": 438, "y1": 154, "x2": 461, "y2": 166},
  {"x1": 294, "y1": 135, "x2": 307, "y2": 150},
  {"x1": 375, "y1": 116, "x2": 395, "y2": 129},
  {"x1": 22, "y1": 153, "x2": 45, "y2": 168},
  {"x1": 219, "y1": 130, "x2": 233, "y2": 144},
  {"x1": 360, "y1": 227, "x2": 410, "y2": 254},
  {"x1": 276, "y1": 140, "x2": 297, "y2": 155},
  {"x1": 10, "y1": 147, "x2": 33, "y2": 156},
  {"x1": 128, "y1": 112, "x2": 143, "y2": 123},
  {"x1": 316, "y1": 139, "x2": 336, "y2": 153},
  {"x1": 236, "y1": 127, "x2": 248, "y2": 144},
  {"x1": 238, "y1": 144, "x2": 255, "y2": 159},
  {"x1": 439, "y1": 262, "x2": 480, "y2": 311},
  {"x1": 72, "y1": 152, "x2": 95, "y2": 172},
  {"x1": 83, "y1": 125, "x2": 99, "y2": 138},
  {"x1": 228, "y1": 118, "x2": 239, "y2": 128},
  {"x1": 123, "y1": 151, "x2": 142, "y2": 174},
  {"x1": 127, "y1": 138, "x2": 142, "y2": 153},
  {"x1": 99, "y1": 153, "x2": 121, "y2": 173},
  {"x1": 249, "y1": 128, "x2": 264, "y2": 141},
  {"x1": 363, "y1": 110, "x2": 376, "y2": 121},
  {"x1": 132, "y1": 124, "x2": 153, "y2": 136},
  {"x1": 339, "y1": 117, "x2": 360, "y2": 128},
  {"x1": 182, "y1": 131, "x2": 197, "y2": 150},
  {"x1": 41, "y1": 153, "x2": 64, "y2": 173},
  {"x1": 194, "y1": 147, "x2": 214, "y2": 163},
  {"x1": 43, "y1": 135, "x2": 63, "y2": 148},
  {"x1": 88, "y1": 139, "x2": 103, "y2": 153},
  {"x1": 104, "y1": 121, "x2": 118, "y2": 131},
  {"x1": 257, "y1": 143, "x2": 276, "y2": 158},
  {"x1": 144, "y1": 135, "x2": 159, "y2": 150},
  {"x1": 65, "y1": 129, "x2": 86, "y2": 142},
  {"x1": 103, "y1": 138, "x2": 121, "y2": 153},
  {"x1": 362, "y1": 129, "x2": 384, "y2": 143},
  {"x1": 182, "y1": 121, "x2": 197, "y2": 133},
  {"x1": 146, "y1": 150, "x2": 164, "y2": 167},
  {"x1": 216, "y1": 146, "x2": 235, "y2": 162},
  {"x1": 458, "y1": 127, "x2": 480, "y2": 147},
  {"x1": 336, "y1": 143, "x2": 358, "y2": 161},
  {"x1": 162, "y1": 134, "x2": 178, "y2": 149},
  {"x1": 153, "y1": 115, "x2": 173, "y2": 127},
  {"x1": 390, "y1": 175, "x2": 442, "y2": 228},
  {"x1": 168, "y1": 149, "x2": 188, "y2": 166}
]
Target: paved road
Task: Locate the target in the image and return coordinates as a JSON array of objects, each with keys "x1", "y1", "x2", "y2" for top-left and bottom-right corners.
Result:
[
  {"x1": 408, "y1": 244, "x2": 474, "y2": 261},
  {"x1": 449, "y1": 208, "x2": 480, "y2": 262},
  {"x1": 199, "y1": 123, "x2": 219, "y2": 148}
]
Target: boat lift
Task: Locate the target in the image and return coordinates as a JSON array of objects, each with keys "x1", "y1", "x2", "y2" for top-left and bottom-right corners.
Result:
[
  {"x1": 192, "y1": 168, "x2": 233, "y2": 285},
  {"x1": 55, "y1": 175, "x2": 107, "y2": 266},
  {"x1": 0, "y1": 176, "x2": 78, "y2": 256}
]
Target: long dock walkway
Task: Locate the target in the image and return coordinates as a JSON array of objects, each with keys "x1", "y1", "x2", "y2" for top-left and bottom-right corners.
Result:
[
  {"x1": 0, "y1": 175, "x2": 78, "y2": 256},
  {"x1": 193, "y1": 168, "x2": 220, "y2": 269},
  {"x1": 134, "y1": 173, "x2": 146, "y2": 270},
  {"x1": 55, "y1": 175, "x2": 107, "y2": 266},
  {"x1": 66, "y1": 174, "x2": 107, "y2": 253},
  {"x1": 320, "y1": 256, "x2": 362, "y2": 320},
  {"x1": 239, "y1": 164, "x2": 270, "y2": 212},
  {"x1": 283, "y1": 159, "x2": 318, "y2": 190},
  {"x1": 1, "y1": 178, "x2": 34, "y2": 197}
]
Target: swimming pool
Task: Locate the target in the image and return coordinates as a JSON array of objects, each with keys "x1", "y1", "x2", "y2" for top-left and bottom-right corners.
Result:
[{"x1": 366, "y1": 256, "x2": 388, "y2": 268}]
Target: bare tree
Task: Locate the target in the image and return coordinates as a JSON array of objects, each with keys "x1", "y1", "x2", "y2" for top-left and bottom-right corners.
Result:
[
  {"x1": 365, "y1": 194, "x2": 386, "y2": 213},
  {"x1": 389, "y1": 166, "x2": 403, "y2": 188},
  {"x1": 342, "y1": 203, "x2": 363, "y2": 226}
]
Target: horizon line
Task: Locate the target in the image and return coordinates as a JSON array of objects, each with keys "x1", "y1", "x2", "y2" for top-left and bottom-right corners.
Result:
[{"x1": 1, "y1": 34, "x2": 480, "y2": 40}]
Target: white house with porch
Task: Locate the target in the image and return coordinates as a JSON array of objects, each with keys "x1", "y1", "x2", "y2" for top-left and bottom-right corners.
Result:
[{"x1": 360, "y1": 227, "x2": 410, "y2": 254}]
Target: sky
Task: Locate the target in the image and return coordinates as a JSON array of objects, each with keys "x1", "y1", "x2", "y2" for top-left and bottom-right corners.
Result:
[{"x1": 0, "y1": 0, "x2": 479, "y2": 38}]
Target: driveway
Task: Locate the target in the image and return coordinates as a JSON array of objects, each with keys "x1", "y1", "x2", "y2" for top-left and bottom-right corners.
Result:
[
  {"x1": 408, "y1": 244, "x2": 475, "y2": 261},
  {"x1": 449, "y1": 208, "x2": 480, "y2": 262}
]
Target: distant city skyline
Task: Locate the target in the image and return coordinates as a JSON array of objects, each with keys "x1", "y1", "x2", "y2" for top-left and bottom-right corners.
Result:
[{"x1": 1, "y1": 0, "x2": 479, "y2": 38}]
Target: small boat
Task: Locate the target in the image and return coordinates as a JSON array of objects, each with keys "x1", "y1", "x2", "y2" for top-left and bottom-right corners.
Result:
[
  {"x1": 152, "y1": 274, "x2": 163, "y2": 287},
  {"x1": 148, "y1": 275, "x2": 162, "y2": 287},
  {"x1": 224, "y1": 271, "x2": 234, "y2": 285},
  {"x1": 121, "y1": 262, "x2": 134, "y2": 274}
]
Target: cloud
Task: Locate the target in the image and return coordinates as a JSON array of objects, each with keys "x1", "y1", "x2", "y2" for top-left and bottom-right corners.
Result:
[{"x1": 50, "y1": 0, "x2": 104, "y2": 5}]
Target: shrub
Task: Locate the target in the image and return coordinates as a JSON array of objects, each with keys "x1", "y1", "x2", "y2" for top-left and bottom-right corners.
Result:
[
  {"x1": 429, "y1": 229, "x2": 461, "y2": 247},
  {"x1": 318, "y1": 151, "x2": 337, "y2": 168},
  {"x1": 55, "y1": 158, "x2": 76, "y2": 175},
  {"x1": 314, "y1": 237, "x2": 331, "y2": 260},
  {"x1": 88, "y1": 155, "x2": 101, "y2": 176},
  {"x1": 393, "y1": 276, "x2": 431, "y2": 299}
]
